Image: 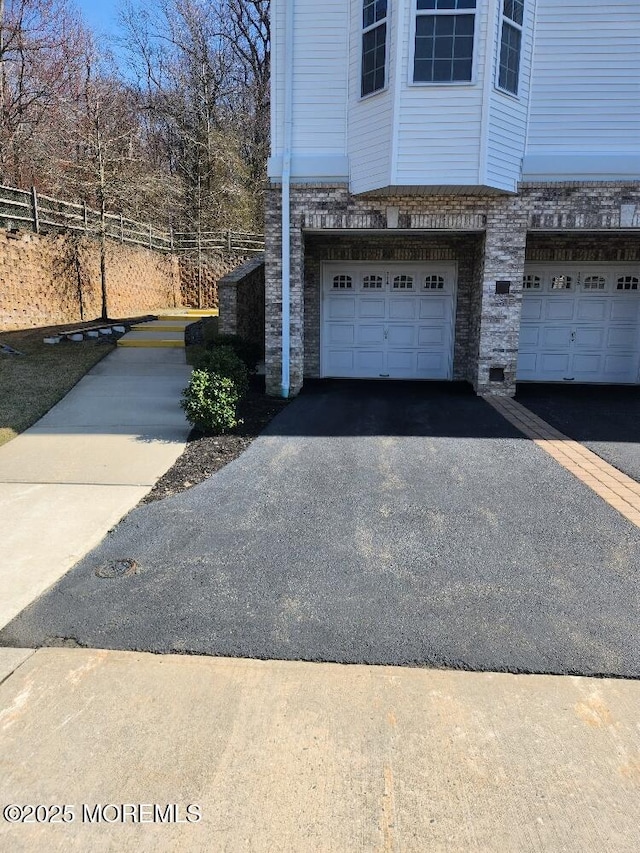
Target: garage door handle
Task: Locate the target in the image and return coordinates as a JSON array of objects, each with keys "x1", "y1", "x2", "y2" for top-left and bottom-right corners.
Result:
[
  {"x1": 570, "y1": 331, "x2": 576, "y2": 342},
  {"x1": 384, "y1": 328, "x2": 388, "y2": 340}
]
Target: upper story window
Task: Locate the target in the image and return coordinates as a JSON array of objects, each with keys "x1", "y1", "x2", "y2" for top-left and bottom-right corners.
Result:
[
  {"x1": 413, "y1": 0, "x2": 476, "y2": 85},
  {"x1": 362, "y1": 1, "x2": 388, "y2": 97},
  {"x1": 498, "y1": 1, "x2": 524, "y2": 95}
]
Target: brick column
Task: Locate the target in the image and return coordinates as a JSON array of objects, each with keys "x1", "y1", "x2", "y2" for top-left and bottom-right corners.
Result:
[
  {"x1": 473, "y1": 207, "x2": 528, "y2": 396},
  {"x1": 265, "y1": 186, "x2": 305, "y2": 397},
  {"x1": 217, "y1": 281, "x2": 237, "y2": 335}
]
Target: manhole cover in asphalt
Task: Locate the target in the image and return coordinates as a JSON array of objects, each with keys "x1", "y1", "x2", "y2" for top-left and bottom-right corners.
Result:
[{"x1": 95, "y1": 558, "x2": 140, "y2": 579}]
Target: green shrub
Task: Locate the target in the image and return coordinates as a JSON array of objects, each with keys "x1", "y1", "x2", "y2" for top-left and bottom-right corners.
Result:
[
  {"x1": 207, "y1": 334, "x2": 263, "y2": 372},
  {"x1": 191, "y1": 345, "x2": 249, "y2": 397},
  {"x1": 180, "y1": 370, "x2": 241, "y2": 433}
]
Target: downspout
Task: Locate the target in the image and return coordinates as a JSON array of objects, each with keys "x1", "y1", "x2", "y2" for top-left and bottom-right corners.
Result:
[{"x1": 281, "y1": 0, "x2": 294, "y2": 398}]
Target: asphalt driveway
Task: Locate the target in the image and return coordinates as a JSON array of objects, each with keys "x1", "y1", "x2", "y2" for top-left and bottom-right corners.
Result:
[
  {"x1": 1, "y1": 381, "x2": 638, "y2": 677},
  {"x1": 517, "y1": 384, "x2": 640, "y2": 482}
]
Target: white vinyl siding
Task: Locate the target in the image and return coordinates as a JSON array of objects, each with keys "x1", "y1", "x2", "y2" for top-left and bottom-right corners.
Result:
[
  {"x1": 270, "y1": 0, "x2": 348, "y2": 167},
  {"x1": 394, "y1": 1, "x2": 489, "y2": 186},
  {"x1": 349, "y1": 0, "x2": 394, "y2": 193},
  {"x1": 525, "y1": 0, "x2": 640, "y2": 170},
  {"x1": 484, "y1": 1, "x2": 534, "y2": 192}
]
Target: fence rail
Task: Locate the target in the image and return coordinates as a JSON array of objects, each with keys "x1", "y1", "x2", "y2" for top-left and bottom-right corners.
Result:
[{"x1": 0, "y1": 185, "x2": 265, "y2": 255}]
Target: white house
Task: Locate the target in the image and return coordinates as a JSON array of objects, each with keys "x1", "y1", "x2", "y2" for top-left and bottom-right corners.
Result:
[{"x1": 264, "y1": 0, "x2": 640, "y2": 397}]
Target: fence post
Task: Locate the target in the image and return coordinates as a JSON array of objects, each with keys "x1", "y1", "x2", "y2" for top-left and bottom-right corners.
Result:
[
  {"x1": 31, "y1": 187, "x2": 40, "y2": 234},
  {"x1": 120, "y1": 213, "x2": 124, "y2": 243},
  {"x1": 170, "y1": 226, "x2": 174, "y2": 252},
  {"x1": 227, "y1": 229, "x2": 232, "y2": 253},
  {"x1": 83, "y1": 202, "x2": 88, "y2": 234},
  {"x1": 149, "y1": 223, "x2": 152, "y2": 249}
]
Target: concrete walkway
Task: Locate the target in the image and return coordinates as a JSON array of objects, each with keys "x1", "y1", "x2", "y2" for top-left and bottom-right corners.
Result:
[
  {"x1": 0, "y1": 346, "x2": 192, "y2": 630},
  {"x1": 1, "y1": 647, "x2": 638, "y2": 852}
]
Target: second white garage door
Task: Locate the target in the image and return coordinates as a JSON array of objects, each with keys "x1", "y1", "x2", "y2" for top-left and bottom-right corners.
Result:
[
  {"x1": 517, "y1": 264, "x2": 640, "y2": 384},
  {"x1": 321, "y1": 263, "x2": 457, "y2": 379}
]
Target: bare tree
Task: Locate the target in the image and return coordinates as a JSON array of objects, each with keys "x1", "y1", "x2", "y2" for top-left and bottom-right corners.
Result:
[
  {"x1": 119, "y1": 0, "x2": 268, "y2": 232},
  {"x1": 0, "y1": 0, "x2": 88, "y2": 185},
  {"x1": 222, "y1": 0, "x2": 269, "y2": 223}
]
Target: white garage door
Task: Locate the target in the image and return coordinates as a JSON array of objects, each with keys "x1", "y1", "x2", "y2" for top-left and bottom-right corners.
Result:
[
  {"x1": 517, "y1": 264, "x2": 640, "y2": 383},
  {"x1": 321, "y1": 263, "x2": 456, "y2": 379}
]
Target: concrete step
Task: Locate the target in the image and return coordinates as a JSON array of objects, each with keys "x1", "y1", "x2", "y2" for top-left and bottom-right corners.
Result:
[
  {"x1": 156, "y1": 308, "x2": 218, "y2": 320},
  {"x1": 117, "y1": 330, "x2": 185, "y2": 348},
  {"x1": 130, "y1": 321, "x2": 191, "y2": 332},
  {"x1": 118, "y1": 339, "x2": 184, "y2": 349}
]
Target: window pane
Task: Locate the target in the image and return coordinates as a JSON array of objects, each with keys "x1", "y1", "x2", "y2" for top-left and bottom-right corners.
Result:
[
  {"x1": 503, "y1": 0, "x2": 524, "y2": 26},
  {"x1": 498, "y1": 21, "x2": 521, "y2": 94},
  {"x1": 417, "y1": 0, "x2": 476, "y2": 8},
  {"x1": 452, "y1": 58, "x2": 472, "y2": 79},
  {"x1": 363, "y1": 0, "x2": 387, "y2": 29},
  {"x1": 414, "y1": 14, "x2": 474, "y2": 82},
  {"x1": 416, "y1": 16, "x2": 436, "y2": 36},
  {"x1": 361, "y1": 23, "x2": 387, "y2": 96},
  {"x1": 333, "y1": 275, "x2": 353, "y2": 290}
]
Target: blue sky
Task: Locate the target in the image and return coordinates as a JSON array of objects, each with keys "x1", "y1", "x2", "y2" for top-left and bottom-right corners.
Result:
[{"x1": 75, "y1": 0, "x2": 123, "y2": 39}]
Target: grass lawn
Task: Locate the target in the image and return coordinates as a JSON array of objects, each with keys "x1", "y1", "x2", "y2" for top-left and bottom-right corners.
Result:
[{"x1": 0, "y1": 324, "x2": 115, "y2": 447}]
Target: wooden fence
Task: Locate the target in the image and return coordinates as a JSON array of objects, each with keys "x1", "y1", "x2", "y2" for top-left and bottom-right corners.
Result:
[{"x1": 0, "y1": 184, "x2": 265, "y2": 256}]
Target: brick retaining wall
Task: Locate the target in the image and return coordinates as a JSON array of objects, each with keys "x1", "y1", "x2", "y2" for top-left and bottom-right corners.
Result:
[{"x1": 0, "y1": 231, "x2": 181, "y2": 330}]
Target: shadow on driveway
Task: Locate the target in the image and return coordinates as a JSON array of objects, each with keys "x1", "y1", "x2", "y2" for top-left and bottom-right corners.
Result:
[
  {"x1": 517, "y1": 384, "x2": 640, "y2": 482},
  {"x1": 1, "y1": 382, "x2": 638, "y2": 678}
]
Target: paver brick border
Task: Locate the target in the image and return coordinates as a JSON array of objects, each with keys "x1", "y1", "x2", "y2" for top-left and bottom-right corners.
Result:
[{"x1": 484, "y1": 395, "x2": 640, "y2": 529}]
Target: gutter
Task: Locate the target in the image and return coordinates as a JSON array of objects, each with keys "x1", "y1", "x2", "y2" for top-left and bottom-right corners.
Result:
[{"x1": 281, "y1": 0, "x2": 294, "y2": 398}]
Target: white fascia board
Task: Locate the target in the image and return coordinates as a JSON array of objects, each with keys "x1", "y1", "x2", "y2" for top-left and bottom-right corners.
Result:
[
  {"x1": 268, "y1": 154, "x2": 350, "y2": 181},
  {"x1": 522, "y1": 154, "x2": 640, "y2": 182}
]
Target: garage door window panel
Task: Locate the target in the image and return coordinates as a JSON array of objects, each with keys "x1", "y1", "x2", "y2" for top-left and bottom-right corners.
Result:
[
  {"x1": 551, "y1": 275, "x2": 572, "y2": 291},
  {"x1": 362, "y1": 275, "x2": 384, "y2": 290},
  {"x1": 332, "y1": 275, "x2": 353, "y2": 290},
  {"x1": 424, "y1": 275, "x2": 445, "y2": 290},
  {"x1": 582, "y1": 276, "x2": 606, "y2": 291},
  {"x1": 393, "y1": 275, "x2": 414, "y2": 290},
  {"x1": 523, "y1": 275, "x2": 540, "y2": 290}
]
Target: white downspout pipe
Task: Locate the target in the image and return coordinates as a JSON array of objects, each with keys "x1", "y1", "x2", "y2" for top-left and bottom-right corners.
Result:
[{"x1": 281, "y1": 0, "x2": 294, "y2": 398}]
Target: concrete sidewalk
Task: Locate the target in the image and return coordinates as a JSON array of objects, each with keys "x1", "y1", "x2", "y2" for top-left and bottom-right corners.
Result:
[
  {"x1": 1, "y1": 647, "x2": 638, "y2": 852},
  {"x1": 0, "y1": 347, "x2": 192, "y2": 629}
]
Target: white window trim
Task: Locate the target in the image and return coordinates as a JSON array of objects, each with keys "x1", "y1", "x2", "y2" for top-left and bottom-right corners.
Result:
[
  {"x1": 408, "y1": 0, "x2": 480, "y2": 88},
  {"x1": 495, "y1": 1, "x2": 524, "y2": 98},
  {"x1": 360, "y1": 1, "x2": 390, "y2": 100}
]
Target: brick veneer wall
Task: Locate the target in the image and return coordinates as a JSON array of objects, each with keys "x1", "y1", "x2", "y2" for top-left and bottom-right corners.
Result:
[
  {"x1": 0, "y1": 231, "x2": 181, "y2": 330},
  {"x1": 218, "y1": 254, "x2": 265, "y2": 352},
  {"x1": 265, "y1": 182, "x2": 640, "y2": 397}
]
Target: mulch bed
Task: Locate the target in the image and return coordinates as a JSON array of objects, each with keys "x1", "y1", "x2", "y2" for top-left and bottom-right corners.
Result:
[{"x1": 141, "y1": 377, "x2": 289, "y2": 504}]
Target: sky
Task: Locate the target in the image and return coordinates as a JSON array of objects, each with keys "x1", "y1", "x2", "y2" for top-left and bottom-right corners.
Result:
[{"x1": 74, "y1": 0, "x2": 123, "y2": 40}]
